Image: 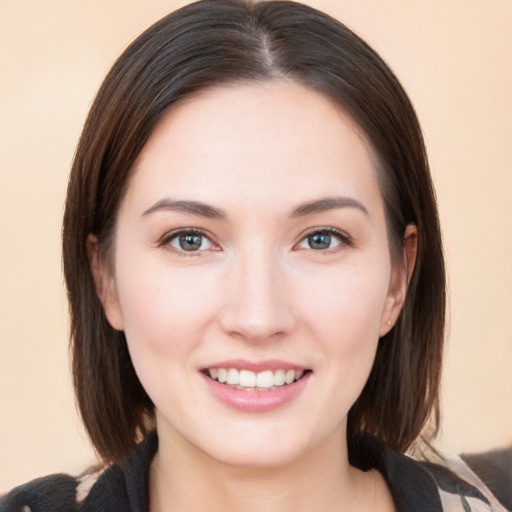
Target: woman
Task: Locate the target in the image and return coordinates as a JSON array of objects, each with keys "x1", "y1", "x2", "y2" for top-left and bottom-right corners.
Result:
[{"x1": 1, "y1": 0, "x2": 508, "y2": 511}]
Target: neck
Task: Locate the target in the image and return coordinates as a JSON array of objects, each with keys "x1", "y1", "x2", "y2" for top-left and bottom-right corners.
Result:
[{"x1": 149, "y1": 424, "x2": 396, "y2": 512}]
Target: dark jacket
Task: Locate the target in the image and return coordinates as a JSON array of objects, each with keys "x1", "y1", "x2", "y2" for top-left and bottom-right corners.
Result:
[{"x1": 1, "y1": 433, "x2": 510, "y2": 511}]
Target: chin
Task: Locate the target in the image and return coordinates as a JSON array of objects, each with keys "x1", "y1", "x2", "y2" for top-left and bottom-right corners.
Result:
[
  {"x1": 205, "y1": 440, "x2": 308, "y2": 470},
  {"x1": 189, "y1": 419, "x2": 334, "y2": 471}
]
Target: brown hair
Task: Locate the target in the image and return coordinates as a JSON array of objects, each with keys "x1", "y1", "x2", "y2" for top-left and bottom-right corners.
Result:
[{"x1": 63, "y1": 0, "x2": 445, "y2": 463}]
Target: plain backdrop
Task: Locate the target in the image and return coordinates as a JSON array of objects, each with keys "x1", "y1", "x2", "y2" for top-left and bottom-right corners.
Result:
[{"x1": 1, "y1": 0, "x2": 511, "y2": 491}]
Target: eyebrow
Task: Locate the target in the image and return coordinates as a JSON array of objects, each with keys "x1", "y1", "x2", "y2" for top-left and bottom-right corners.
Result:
[
  {"x1": 141, "y1": 196, "x2": 368, "y2": 220},
  {"x1": 141, "y1": 199, "x2": 227, "y2": 220},
  {"x1": 289, "y1": 197, "x2": 369, "y2": 218}
]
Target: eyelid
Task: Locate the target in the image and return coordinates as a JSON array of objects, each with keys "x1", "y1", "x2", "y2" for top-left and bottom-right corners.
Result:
[
  {"x1": 157, "y1": 226, "x2": 353, "y2": 254},
  {"x1": 294, "y1": 227, "x2": 354, "y2": 252},
  {"x1": 158, "y1": 228, "x2": 220, "y2": 254}
]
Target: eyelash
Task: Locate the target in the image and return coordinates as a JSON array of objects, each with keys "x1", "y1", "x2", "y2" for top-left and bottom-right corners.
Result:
[
  {"x1": 296, "y1": 227, "x2": 354, "y2": 253},
  {"x1": 159, "y1": 228, "x2": 218, "y2": 257},
  {"x1": 158, "y1": 227, "x2": 353, "y2": 256}
]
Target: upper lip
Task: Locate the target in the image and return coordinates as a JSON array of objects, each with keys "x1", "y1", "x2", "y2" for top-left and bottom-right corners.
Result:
[{"x1": 201, "y1": 359, "x2": 309, "y2": 372}]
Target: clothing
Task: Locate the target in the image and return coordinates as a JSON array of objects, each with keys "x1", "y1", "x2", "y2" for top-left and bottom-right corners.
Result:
[
  {"x1": 462, "y1": 447, "x2": 512, "y2": 509},
  {"x1": 1, "y1": 432, "x2": 509, "y2": 512}
]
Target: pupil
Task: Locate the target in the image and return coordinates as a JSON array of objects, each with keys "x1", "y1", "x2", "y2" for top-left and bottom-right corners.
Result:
[
  {"x1": 180, "y1": 234, "x2": 202, "y2": 251},
  {"x1": 309, "y1": 233, "x2": 330, "y2": 250}
]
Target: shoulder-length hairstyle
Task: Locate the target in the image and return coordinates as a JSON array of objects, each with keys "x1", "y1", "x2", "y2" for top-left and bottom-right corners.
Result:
[{"x1": 63, "y1": 0, "x2": 445, "y2": 464}]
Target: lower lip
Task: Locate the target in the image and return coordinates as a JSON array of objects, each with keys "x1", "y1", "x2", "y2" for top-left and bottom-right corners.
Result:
[{"x1": 201, "y1": 372, "x2": 311, "y2": 412}]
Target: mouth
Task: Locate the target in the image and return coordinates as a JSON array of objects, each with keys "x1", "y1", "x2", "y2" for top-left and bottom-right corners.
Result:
[{"x1": 202, "y1": 367, "x2": 312, "y2": 391}]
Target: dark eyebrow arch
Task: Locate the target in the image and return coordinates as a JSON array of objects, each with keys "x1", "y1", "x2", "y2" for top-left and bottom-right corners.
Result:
[
  {"x1": 289, "y1": 197, "x2": 369, "y2": 218},
  {"x1": 141, "y1": 199, "x2": 227, "y2": 220}
]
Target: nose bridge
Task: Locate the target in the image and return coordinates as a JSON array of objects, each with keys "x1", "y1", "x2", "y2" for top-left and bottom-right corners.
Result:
[{"x1": 219, "y1": 240, "x2": 295, "y2": 341}]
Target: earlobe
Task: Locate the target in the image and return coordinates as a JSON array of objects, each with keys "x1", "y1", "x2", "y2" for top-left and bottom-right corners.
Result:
[
  {"x1": 86, "y1": 234, "x2": 124, "y2": 331},
  {"x1": 379, "y1": 224, "x2": 418, "y2": 337}
]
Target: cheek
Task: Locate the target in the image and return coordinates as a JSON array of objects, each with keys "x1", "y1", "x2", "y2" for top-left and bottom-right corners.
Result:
[
  {"x1": 296, "y1": 263, "x2": 390, "y2": 349},
  {"x1": 318, "y1": 272, "x2": 388, "y2": 396},
  {"x1": 283, "y1": 263, "x2": 391, "y2": 433},
  {"x1": 114, "y1": 257, "x2": 221, "y2": 356},
  {"x1": 293, "y1": 262, "x2": 389, "y2": 408},
  {"x1": 112, "y1": 259, "x2": 224, "y2": 415}
]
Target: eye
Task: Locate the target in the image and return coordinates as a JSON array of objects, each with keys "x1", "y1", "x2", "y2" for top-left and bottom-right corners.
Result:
[
  {"x1": 297, "y1": 228, "x2": 351, "y2": 252},
  {"x1": 164, "y1": 230, "x2": 217, "y2": 253}
]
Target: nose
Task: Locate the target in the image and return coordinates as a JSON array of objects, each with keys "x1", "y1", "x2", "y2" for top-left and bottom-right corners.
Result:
[{"x1": 218, "y1": 247, "x2": 297, "y2": 343}]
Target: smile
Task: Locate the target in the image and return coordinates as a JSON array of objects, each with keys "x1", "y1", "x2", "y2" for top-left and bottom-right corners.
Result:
[
  {"x1": 206, "y1": 368, "x2": 308, "y2": 391},
  {"x1": 201, "y1": 363, "x2": 312, "y2": 412}
]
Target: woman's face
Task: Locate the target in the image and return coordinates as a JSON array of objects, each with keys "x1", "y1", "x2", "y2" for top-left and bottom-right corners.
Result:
[{"x1": 96, "y1": 81, "x2": 407, "y2": 468}]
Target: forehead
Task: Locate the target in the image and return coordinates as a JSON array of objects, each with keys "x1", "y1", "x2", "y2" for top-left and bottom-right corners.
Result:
[{"x1": 125, "y1": 81, "x2": 383, "y2": 217}]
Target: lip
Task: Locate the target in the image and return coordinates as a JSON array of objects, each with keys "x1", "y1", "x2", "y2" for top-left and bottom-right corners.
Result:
[
  {"x1": 202, "y1": 358, "x2": 308, "y2": 373},
  {"x1": 200, "y1": 362, "x2": 312, "y2": 413}
]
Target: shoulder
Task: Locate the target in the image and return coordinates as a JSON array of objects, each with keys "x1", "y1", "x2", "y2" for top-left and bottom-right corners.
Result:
[
  {"x1": 462, "y1": 446, "x2": 512, "y2": 511},
  {"x1": 0, "y1": 433, "x2": 157, "y2": 512},
  {"x1": 0, "y1": 465, "x2": 130, "y2": 512},
  {"x1": 0, "y1": 472, "x2": 80, "y2": 512},
  {"x1": 351, "y1": 435, "x2": 511, "y2": 512},
  {"x1": 420, "y1": 447, "x2": 511, "y2": 512}
]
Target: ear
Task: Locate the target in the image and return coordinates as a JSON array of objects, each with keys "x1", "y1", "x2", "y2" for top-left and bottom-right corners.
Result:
[
  {"x1": 86, "y1": 234, "x2": 124, "y2": 331},
  {"x1": 379, "y1": 224, "x2": 418, "y2": 336}
]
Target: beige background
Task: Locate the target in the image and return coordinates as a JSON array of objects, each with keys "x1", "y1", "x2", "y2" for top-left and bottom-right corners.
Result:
[{"x1": 1, "y1": 0, "x2": 511, "y2": 491}]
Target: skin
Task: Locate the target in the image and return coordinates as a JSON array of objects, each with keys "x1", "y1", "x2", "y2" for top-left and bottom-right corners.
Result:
[{"x1": 89, "y1": 81, "x2": 416, "y2": 511}]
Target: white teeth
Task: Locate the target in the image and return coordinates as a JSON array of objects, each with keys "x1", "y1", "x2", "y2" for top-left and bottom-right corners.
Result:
[
  {"x1": 227, "y1": 368, "x2": 239, "y2": 385},
  {"x1": 256, "y1": 370, "x2": 274, "y2": 388},
  {"x1": 284, "y1": 369, "x2": 295, "y2": 384},
  {"x1": 207, "y1": 367, "x2": 307, "y2": 390},
  {"x1": 274, "y1": 369, "x2": 285, "y2": 386},
  {"x1": 217, "y1": 368, "x2": 227, "y2": 383},
  {"x1": 239, "y1": 370, "x2": 256, "y2": 387}
]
